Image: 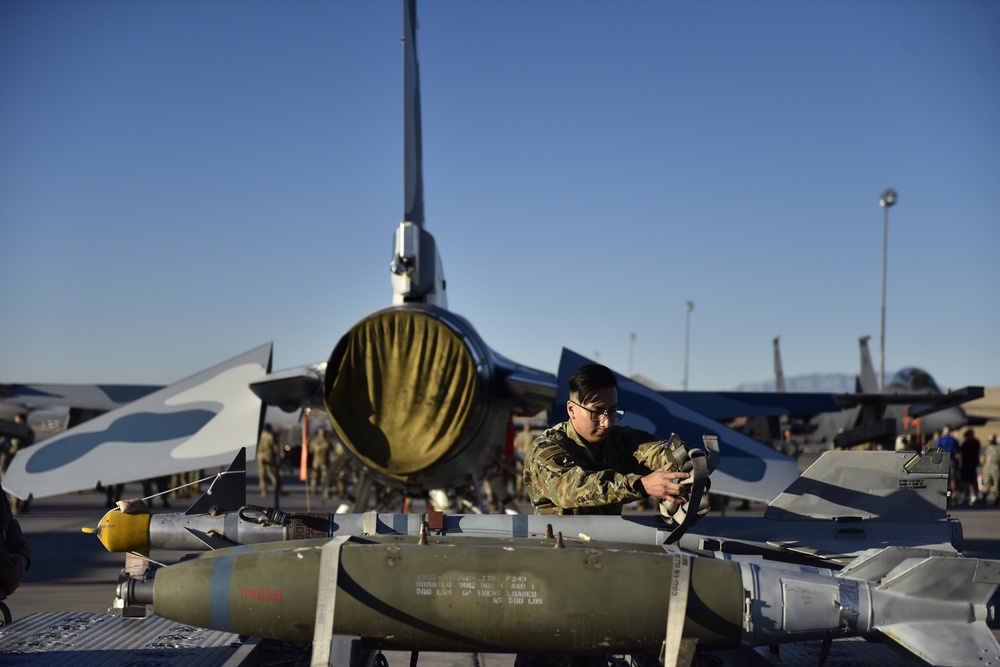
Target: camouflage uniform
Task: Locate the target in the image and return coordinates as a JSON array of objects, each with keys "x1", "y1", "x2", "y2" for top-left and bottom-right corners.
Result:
[
  {"x1": 523, "y1": 420, "x2": 681, "y2": 515},
  {"x1": 257, "y1": 428, "x2": 281, "y2": 497},
  {"x1": 981, "y1": 441, "x2": 1000, "y2": 505},
  {"x1": 309, "y1": 432, "x2": 332, "y2": 497}
]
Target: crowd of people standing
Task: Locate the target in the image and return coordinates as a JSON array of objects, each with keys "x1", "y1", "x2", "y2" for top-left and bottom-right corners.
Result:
[{"x1": 932, "y1": 427, "x2": 999, "y2": 506}]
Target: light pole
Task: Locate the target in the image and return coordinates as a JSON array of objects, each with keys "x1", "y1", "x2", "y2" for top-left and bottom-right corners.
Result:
[
  {"x1": 683, "y1": 301, "x2": 694, "y2": 391},
  {"x1": 628, "y1": 333, "x2": 636, "y2": 376},
  {"x1": 879, "y1": 188, "x2": 897, "y2": 391}
]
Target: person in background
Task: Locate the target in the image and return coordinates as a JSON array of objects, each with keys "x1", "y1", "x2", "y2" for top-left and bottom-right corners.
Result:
[
  {"x1": 257, "y1": 424, "x2": 281, "y2": 499},
  {"x1": 980, "y1": 434, "x2": 1000, "y2": 506},
  {"x1": 960, "y1": 429, "x2": 981, "y2": 505},
  {"x1": 934, "y1": 427, "x2": 960, "y2": 503},
  {"x1": 309, "y1": 428, "x2": 332, "y2": 498}
]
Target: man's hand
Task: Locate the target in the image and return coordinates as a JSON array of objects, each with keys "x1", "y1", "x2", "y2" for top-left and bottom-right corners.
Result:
[{"x1": 640, "y1": 463, "x2": 691, "y2": 503}]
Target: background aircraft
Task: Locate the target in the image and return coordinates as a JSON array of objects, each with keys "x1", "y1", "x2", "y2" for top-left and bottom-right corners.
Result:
[{"x1": 776, "y1": 335, "x2": 985, "y2": 448}]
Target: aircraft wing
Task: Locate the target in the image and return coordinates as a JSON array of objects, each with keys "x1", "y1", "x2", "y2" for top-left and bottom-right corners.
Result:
[
  {"x1": 663, "y1": 390, "x2": 841, "y2": 420},
  {"x1": 248, "y1": 362, "x2": 327, "y2": 413},
  {"x1": 833, "y1": 386, "x2": 985, "y2": 414},
  {"x1": 0, "y1": 383, "x2": 161, "y2": 413},
  {"x1": 2, "y1": 343, "x2": 272, "y2": 500},
  {"x1": 555, "y1": 349, "x2": 798, "y2": 503},
  {"x1": 492, "y1": 350, "x2": 558, "y2": 415}
]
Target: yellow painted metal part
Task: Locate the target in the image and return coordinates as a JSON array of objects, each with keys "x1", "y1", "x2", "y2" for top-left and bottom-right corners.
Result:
[{"x1": 85, "y1": 508, "x2": 152, "y2": 553}]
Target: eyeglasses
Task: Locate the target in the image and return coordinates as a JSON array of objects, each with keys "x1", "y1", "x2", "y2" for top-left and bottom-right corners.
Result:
[{"x1": 569, "y1": 400, "x2": 625, "y2": 424}]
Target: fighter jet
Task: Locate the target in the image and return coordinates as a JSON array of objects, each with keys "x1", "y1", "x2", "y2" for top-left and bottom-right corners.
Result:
[
  {"x1": 242, "y1": 0, "x2": 801, "y2": 510},
  {"x1": 773, "y1": 336, "x2": 986, "y2": 449}
]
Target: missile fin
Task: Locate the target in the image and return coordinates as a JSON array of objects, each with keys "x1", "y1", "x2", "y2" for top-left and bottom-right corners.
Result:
[
  {"x1": 872, "y1": 558, "x2": 1000, "y2": 665},
  {"x1": 185, "y1": 447, "x2": 247, "y2": 516},
  {"x1": 877, "y1": 557, "x2": 1000, "y2": 603},
  {"x1": 839, "y1": 546, "x2": 960, "y2": 583},
  {"x1": 183, "y1": 526, "x2": 240, "y2": 551},
  {"x1": 880, "y1": 621, "x2": 1000, "y2": 667}
]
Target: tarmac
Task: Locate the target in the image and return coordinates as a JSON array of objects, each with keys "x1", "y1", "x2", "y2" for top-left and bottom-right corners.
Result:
[{"x1": 3, "y1": 456, "x2": 1000, "y2": 666}]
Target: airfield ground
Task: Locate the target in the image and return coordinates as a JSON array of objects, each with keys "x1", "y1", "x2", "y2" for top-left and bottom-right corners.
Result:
[{"x1": 2, "y1": 453, "x2": 999, "y2": 666}]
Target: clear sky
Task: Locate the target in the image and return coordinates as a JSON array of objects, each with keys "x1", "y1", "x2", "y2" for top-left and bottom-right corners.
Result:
[{"x1": 1, "y1": 1, "x2": 998, "y2": 393}]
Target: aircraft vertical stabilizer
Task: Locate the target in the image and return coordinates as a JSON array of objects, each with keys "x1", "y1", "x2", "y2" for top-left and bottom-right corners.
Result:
[
  {"x1": 858, "y1": 335, "x2": 879, "y2": 393},
  {"x1": 390, "y1": 0, "x2": 446, "y2": 308},
  {"x1": 773, "y1": 336, "x2": 786, "y2": 393}
]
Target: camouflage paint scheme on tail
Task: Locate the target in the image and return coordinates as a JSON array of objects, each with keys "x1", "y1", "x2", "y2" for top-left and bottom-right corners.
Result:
[{"x1": 2, "y1": 343, "x2": 271, "y2": 500}]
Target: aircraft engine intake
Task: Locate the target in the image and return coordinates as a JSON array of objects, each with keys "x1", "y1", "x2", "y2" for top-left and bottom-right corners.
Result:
[{"x1": 324, "y1": 305, "x2": 498, "y2": 490}]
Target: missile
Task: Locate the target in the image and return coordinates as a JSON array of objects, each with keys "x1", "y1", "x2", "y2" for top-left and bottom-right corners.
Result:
[
  {"x1": 91, "y1": 503, "x2": 962, "y2": 571},
  {"x1": 88, "y1": 451, "x2": 962, "y2": 568},
  {"x1": 118, "y1": 534, "x2": 1000, "y2": 666}
]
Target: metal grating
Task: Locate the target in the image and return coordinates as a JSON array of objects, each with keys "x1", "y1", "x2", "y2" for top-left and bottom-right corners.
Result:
[{"x1": 0, "y1": 611, "x2": 257, "y2": 667}]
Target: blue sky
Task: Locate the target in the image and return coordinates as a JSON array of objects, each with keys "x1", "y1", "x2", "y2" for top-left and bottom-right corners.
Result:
[{"x1": 1, "y1": 1, "x2": 998, "y2": 393}]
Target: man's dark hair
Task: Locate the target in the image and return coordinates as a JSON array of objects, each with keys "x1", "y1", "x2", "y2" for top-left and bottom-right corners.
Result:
[{"x1": 568, "y1": 364, "x2": 617, "y2": 403}]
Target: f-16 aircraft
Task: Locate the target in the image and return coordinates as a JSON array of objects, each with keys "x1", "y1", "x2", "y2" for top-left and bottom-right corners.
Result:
[{"x1": 238, "y1": 0, "x2": 803, "y2": 509}]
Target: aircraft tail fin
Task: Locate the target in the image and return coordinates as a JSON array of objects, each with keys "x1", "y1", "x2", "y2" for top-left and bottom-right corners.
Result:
[
  {"x1": 877, "y1": 556, "x2": 1000, "y2": 603},
  {"x1": 858, "y1": 335, "x2": 879, "y2": 393},
  {"x1": 773, "y1": 336, "x2": 786, "y2": 393},
  {"x1": 765, "y1": 450, "x2": 950, "y2": 521},
  {"x1": 874, "y1": 557, "x2": 1000, "y2": 666},
  {"x1": 403, "y1": 0, "x2": 423, "y2": 230},
  {"x1": 391, "y1": 0, "x2": 446, "y2": 308}
]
